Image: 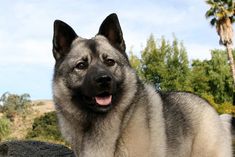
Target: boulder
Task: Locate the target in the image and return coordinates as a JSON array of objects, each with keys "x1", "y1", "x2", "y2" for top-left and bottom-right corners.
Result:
[{"x1": 0, "y1": 140, "x2": 75, "y2": 157}]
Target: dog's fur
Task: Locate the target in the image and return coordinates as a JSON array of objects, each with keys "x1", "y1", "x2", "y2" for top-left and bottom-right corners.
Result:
[{"x1": 52, "y1": 13, "x2": 232, "y2": 157}]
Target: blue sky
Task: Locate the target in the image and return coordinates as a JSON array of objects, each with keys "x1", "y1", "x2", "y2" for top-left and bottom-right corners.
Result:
[{"x1": 0, "y1": 0, "x2": 232, "y2": 100}]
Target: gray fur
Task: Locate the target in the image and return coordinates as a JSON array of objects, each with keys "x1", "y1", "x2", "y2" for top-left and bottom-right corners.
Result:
[{"x1": 52, "y1": 13, "x2": 232, "y2": 157}]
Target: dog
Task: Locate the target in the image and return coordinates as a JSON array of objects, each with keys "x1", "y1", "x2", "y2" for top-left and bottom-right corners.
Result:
[{"x1": 52, "y1": 13, "x2": 232, "y2": 157}]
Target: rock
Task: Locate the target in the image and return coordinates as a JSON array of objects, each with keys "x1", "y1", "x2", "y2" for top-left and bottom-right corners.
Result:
[{"x1": 0, "y1": 140, "x2": 75, "y2": 157}]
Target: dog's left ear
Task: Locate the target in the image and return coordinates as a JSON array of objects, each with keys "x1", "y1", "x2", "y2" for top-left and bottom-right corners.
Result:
[{"x1": 98, "y1": 13, "x2": 126, "y2": 53}]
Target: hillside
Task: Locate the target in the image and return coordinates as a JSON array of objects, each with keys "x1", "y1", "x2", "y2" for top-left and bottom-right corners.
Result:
[
  {"x1": 6, "y1": 100, "x2": 55, "y2": 140},
  {"x1": 32, "y1": 100, "x2": 55, "y2": 116}
]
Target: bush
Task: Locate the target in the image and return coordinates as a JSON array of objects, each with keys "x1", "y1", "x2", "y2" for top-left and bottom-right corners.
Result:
[
  {"x1": 35, "y1": 101, "x2": 45, "y2": 106},
  {"x1": 0, "y1": 92, "x2": 31, "y2": 121},
  {"x1": 217, "y1": 102, "x2": 235, "y2": 115},
  {"x1": 0, "y1": 117, "x2": 11, "y2": 141},
  {"x1": 26, "y1": 111, "x2": 64, "y2": 142},
  {"x1": 201, "y1": 93, "x2": 219, "y2": 110},
  {"x1": 201, "y1": 93, "x2": 235, "y2": 115}
]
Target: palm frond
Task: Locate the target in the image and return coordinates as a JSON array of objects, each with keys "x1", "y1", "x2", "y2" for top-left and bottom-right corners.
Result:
[
  {"x1": 216, "y1": 12, "x2": 226, "y2": 19},
  {"x1": 225, "y1": 9, "x2": 234, "y2": 16},
  {"x1": 230, "y1": 16, "x2": 235, "y2": 23},
  {"x1": 205, "y1": 0, "x2": 235, "y2": 25},
  {"x1": 210, "y1": 18, "x2": 217, "y2": 25},
  {"x1": 205, "y1": 8, "x2": 215, "y2": 18},
  {"x1": 206, "y1": 0, "x2": 215, "y2": 5},
  {"x1": 223, "y1": 0, "x2": 229, "y2": 3},
  {"x1": 223, "y1": 0, "x2": 233, "y2": 6},
  {"x1": 228, "y1": 0, "x2": 234, "y2": 7},
  {"x1": 222, "y1": 0, "x2": 234, "y2": 10},
  {"x1": 214, "y1": 0, "x2": 221, "y2": 3}
]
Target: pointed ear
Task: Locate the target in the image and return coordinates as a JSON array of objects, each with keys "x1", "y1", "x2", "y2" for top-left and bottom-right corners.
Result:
[
  {"x1": 98, "y1": 13, "x2": 126, "y2": 53},
  {"x1": 53, "y1": 20, "x2": 77, "y2": 60}
]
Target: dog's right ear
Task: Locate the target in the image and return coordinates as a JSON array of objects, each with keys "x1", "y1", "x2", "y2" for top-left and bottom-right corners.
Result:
[{"x1": 53, "y1": 20, "x2": 77, "y2": 60}]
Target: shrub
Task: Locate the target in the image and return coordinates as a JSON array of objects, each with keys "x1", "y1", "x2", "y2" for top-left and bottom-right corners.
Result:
[
  {"x1": 201, "y1": 93, "x2": 219, "y2": 110},
  {"x1": 201, "y1": 93, "x2": 235, "y2": 115},
  {"x1": 217, "y1": 102, "x2": 235, "y2": 115},
  {"x1": 26, "y1": 111, "x2": 64, "y2": 142},
  {"x1": 35, "y1": 101, "x2": 45, "y2": 106},
  {"x1": 0, "y1": 92, "x2": 31, "y2": 121},
  {"x1": 0, "y1": 117, "x2": 11, "y2": 141}
]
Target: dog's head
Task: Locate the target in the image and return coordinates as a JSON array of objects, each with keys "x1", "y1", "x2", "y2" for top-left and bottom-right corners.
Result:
[{"x1": 52, "y1": 14, "x2": 134, "y2": 113}]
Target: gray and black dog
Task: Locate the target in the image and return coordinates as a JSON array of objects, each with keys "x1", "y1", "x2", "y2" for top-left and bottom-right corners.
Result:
[{"x1": 52, "y1": 13, "x2": 232, "y2": 157}]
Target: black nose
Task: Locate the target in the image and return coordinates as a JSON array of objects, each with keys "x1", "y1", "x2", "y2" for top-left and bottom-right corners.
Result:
[{"x1": 95, "y1": 75, "x2": 112, "y2": 86}]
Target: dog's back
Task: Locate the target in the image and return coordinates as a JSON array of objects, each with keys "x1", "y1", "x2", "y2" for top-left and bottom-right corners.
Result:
[{"x1": 114, "y1": 86, "x2": 232, "y2": 157}]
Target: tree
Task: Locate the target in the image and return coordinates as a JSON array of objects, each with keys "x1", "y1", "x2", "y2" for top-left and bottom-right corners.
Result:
[
  {"x1": 140, "y1": 35, "x2": 167, "y2": 89},
  {"x1": 129, "y1": 50, "x2": 141, "y2": 76},
  {"x1": 191, "y1": 50, "x2": 233, "y2": 103},
  {"x1": 0, "y1": 92, "x2": 31, "y2": 121},
  {"x1": 164, "y1": 37, "x2": 191, "y2": 91},
  {"x1": 130, "y1": 34, "x2": 234, "y2": 112},
  {"x1": 136, "y1": 35, "x2": 191, "y2": 92},
  {"x1": 205, "y1": 0, "x2": 235, "y2": 98},
  {"x1": 208, "y1": 50, "x2": 233, "y2": 103},
  {"x1": 191, "y1": 59, "x2": 211, "y2": 95}
]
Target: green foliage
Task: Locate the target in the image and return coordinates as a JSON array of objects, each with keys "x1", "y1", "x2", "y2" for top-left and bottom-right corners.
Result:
[
  {"x1": 208, "y1": 50, "x2": 233, "y2": 102},
  {"x1": 218, "y1": 101, "x2": 235, "y2": 115},
  {"x1": 130, "y1": 34, "x2": 234, "y2": 114},
  {"x1": 201, "y1": 93, "x2": 235, "y2": 115},
  {"x1": 201, "y1": 93, "x2": 219, "y2": 110},
  {"x1": 129, "y1": 51, "x2": 141, "y2": 76},
  {"x1": 26, "y1": 111, "x2": 64, "y2": 142},
  {"x1": 0, "y1": 92, "x2": 31, "y2": 121},
  {"x1": 191, "y1": 60, "x2": 210, "y2": 95},
  {"x1": 191, "y1": 50, "x2": 233, "y2": 103},
  {"x1": 0, "y1": 117, "x2": 11, "y2": 141},
  {"x1": 135, "y1": 35, "x2": 191, "y2": 92}
]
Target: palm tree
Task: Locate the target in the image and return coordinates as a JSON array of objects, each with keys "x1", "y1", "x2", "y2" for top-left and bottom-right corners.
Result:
[{"x1": 205, "y1": 0, "x2": 235, "y2": 102}]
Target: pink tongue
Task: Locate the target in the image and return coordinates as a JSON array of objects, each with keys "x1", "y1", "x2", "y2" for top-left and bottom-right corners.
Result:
[{"x1": 95, "y1": 95, "x2": 112, "y2": 106}]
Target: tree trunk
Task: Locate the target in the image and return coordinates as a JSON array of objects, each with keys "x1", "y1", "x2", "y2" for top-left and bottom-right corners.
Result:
[{"x1": 225, "y1": 43, "x2": 235, "y2": 104}]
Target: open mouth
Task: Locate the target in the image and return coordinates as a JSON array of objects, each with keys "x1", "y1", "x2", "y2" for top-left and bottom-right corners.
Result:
[
  {"x1": 74, "y1": 91, "x2": 114, "y2": 113},
  {"x1": 94, "y1": 92, "x2": 112, "y2": 106}
]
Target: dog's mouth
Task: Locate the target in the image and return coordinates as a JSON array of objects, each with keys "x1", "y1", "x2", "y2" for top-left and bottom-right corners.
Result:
[
  {"x1": 94, "y1": 92, "x2": 112, "y2": 106},
  {"x1": 78, "y1": 91, "x2": 113, "y2": 113}
]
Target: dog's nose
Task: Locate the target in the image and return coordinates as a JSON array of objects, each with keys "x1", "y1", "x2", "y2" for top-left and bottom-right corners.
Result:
[{"x1": 95, "y1": 75, "x2": 112, "y2": 86}]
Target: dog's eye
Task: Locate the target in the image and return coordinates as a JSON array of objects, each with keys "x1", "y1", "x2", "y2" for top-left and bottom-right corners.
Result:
[
  {"x1": 75, "y1": 62, "x2": 88, "y2": 70},
  {"x1": 104, "y1": 59, "x2": 115, "y2": 66}
]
